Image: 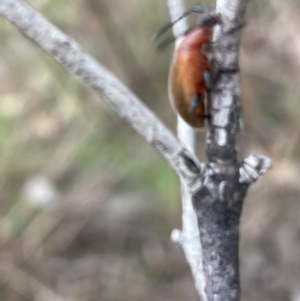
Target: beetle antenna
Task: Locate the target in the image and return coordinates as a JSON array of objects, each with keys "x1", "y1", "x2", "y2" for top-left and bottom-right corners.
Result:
[
  {"x1": 156, "y1": 25, "x2": 198, "y2": 52},
  {"x1": 151, "y1": 5, "x2": 207, "y2": 41},
  {"x1": 156, "y1": 36, "x2": 176, "y2": 52}
]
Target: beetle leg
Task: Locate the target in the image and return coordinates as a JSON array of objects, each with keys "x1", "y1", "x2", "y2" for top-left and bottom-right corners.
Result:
[
  {"x1": 204, "y1": 42, "x2": 213, "y2": 53},
  {"x1": 208, "y1": 21, "x2": 245, "y2": 52},
  {"x1": 210, "y1": 21, "x2": 243, "y2": 83},
  {"x1": 189, "y1": 94, "x2": 202, "y2": 115},
  {"x1": 213, "y1": 65, "x2": 239, "y2": 85},
  {"x1": 189, "y1": 94, "x2": 211, "y2": 119},
  {"x1": 204, "y1": 69, "x2": 214, "y2": 90},
  {"x1": 223, "y1": 21, "x2": 246, "y2": 35},
  {"x1": 217, "y1": 67, "x2": 240, "y2": 75}
]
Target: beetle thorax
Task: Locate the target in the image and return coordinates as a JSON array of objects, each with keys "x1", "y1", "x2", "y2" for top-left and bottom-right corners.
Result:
[{"x1": 182, "y1": 28, "x2": 212, "y2": 49}]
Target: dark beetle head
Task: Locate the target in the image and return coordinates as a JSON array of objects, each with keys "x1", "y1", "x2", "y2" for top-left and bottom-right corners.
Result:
[{"x1": 199, "y1": 13, "x2": 221, "y2": 28}]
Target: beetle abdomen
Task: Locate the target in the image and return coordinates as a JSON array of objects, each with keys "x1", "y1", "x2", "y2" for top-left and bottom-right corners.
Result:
[{"x1": 168, "y1": 43, "x2": 210, "y2": 128}]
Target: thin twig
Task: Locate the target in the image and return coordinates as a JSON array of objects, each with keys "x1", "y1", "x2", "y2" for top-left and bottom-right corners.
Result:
[{"x1": 166, "y1": 0, "x2": 206, "y2": 299}]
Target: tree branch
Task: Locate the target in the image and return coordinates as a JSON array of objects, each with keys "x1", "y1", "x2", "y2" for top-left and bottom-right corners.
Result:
[
  {"x1": 0, "y1": 0, "x2": 204, "y2": 191},
  {"x1": 166, "y1": 0, "x2": 206, "y2": 299},
  {"x1": 189, "y1": 0, "x2": 271, "y2": 300}
]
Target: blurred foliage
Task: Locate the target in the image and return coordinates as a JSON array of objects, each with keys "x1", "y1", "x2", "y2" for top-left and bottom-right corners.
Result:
[{"x1": 0, "y1": 0, "x2": 300, "y2": 301}]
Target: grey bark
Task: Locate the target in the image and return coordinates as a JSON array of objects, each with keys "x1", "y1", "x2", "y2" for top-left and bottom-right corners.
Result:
[{"x1": 191, "y1": 0, "x2": 270, "y2": 300}]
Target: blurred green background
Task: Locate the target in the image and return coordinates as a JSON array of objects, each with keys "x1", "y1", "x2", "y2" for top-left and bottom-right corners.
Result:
[{"x1": 0, "y1": 0, "x2": 300, "y2": 300}]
